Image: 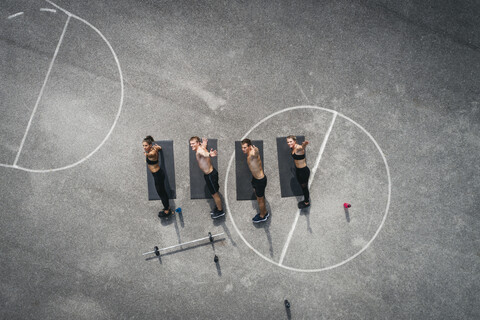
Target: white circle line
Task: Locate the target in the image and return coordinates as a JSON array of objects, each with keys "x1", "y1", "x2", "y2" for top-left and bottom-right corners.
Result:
[
  {"x1": 0, "y1": 0, "x2": 124, "y2": 173},
  {"x1": 13, "y1": 15, "x2": 71, "y2": 166},
  {"x1": 7, "y1": 12, "x2": 24, "y2": 19},
  {"x1": 224, "y1": 105, "x2": 392, "y2": 272}
]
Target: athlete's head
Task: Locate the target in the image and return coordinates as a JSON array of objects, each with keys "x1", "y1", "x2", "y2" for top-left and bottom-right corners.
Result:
[
  {"x1": 143, "y1": 135, "x2": 154, "y2": 152},
  {"x1": 189, "y1": 136, "x2": 201, "y2": 151},
  {"x1": 241, "y1": 138, "x2": 252, "y2": 154},
  {"x1": 286, "y1": 135, "x2": 296, "y2": 149}
]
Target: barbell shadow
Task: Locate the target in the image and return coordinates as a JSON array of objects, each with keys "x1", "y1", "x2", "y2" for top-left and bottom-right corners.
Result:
[
  {"x1": 215, "y1": 257, "x2": 222, "y2": 276},
  {"x1": 285, "y1": 299, "x2": 292, "y2": 319},
  {"x1": 210, "y1": 238, "x2": 222, "y2": 276},
  {"x1": 145, "y1": 253, "x2": 163, "y2": 264}
]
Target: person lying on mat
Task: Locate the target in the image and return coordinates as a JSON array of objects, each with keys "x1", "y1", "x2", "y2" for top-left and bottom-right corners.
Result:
[
  {"x1": 189, "y1": 136, "x2": 225, "y2": 219},
  {"x1": 143, "y1": 136, "x2": 173, "y2": 217},
  {"x1": 286, "y1": 135, "x2": 311, "y2": 209},
  {"x1": 241, "y1": 138, "x2": 269, "y2": 223}
]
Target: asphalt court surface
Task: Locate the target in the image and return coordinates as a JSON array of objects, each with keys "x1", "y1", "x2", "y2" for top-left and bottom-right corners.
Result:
[
  {"x1": 1, "y1": 0, "x2": 479, "y2": 319},
  {"x1": 225, "y1": 107, "x2": 389, "y2": 271}
]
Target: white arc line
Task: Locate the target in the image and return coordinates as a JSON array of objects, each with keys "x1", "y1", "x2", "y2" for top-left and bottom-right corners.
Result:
[
  {"x1": 40, "y1": 8, "x2": 57, "y2": 13},
  {"x1": 310, "y1": 112, "x2": 338, "y2": 179},
  {"x1": 278, "y1": 111, "x2": 337, "y2": 265},
  {"x1": 8, "y1": 12, "x2": 24, "y2": 19},
  {"x1": 225, "y1": 106, "x2": 391, "y2": 272},
  {"x1": 0, "y1": 0, "x2": 124, "y2": 172},
  {"x1": 13, "y1": 15, "x2": 71, "y2": 166}
]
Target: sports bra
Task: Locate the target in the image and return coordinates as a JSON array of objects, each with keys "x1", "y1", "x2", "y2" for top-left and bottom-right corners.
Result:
[
  {"x1": 146, "y1": 156, "x2": 158, "y2": 165},
  {"x1": 291, "y1": 152, "x2": 305, "y2": 160}
]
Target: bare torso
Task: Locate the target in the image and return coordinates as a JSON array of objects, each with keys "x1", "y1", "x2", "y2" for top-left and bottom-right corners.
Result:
[
  {"x1": 247, "y1": 147, "x2": 265, "y2": 179},
  {"x1": 196, "y1": 146, "x2": 214, "y2": 174}
]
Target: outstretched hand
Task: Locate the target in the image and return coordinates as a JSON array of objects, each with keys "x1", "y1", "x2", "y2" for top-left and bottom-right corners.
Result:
[
  {"x1": 201, "y1": 137, "x2": 208, "y2": 148},
  {"x1": 209, "y1": 148, "x2": 218, "y2": 158},
  {"x1": 300, "y1": 140, "x2": 309, "y2": 150}
]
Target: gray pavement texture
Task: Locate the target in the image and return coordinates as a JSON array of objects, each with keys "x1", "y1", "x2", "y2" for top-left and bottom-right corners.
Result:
[{"x1": 0, "y1": 0, "x2": 479, "y2": 319}]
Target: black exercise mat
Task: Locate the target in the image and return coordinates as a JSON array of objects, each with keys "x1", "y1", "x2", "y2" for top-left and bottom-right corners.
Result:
[
  {"x1": 189, "y1": 138, "x2": 218, "y2": 199},
  {"x1": 235, "y1": 140, "x2": 264, "y2": 200},
  {"x1": 146, "y1": 140, "x2": 176, "y2": 200},
  {"x1": 276, "y1": 136, "x2": 305, "y2": 197}
]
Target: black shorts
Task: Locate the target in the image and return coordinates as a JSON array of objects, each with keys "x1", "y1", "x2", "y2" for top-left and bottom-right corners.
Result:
[
  {"x1": 251, "y1": 175, "x2": 267, "y2": 198},
  {"x1": 295, "y1": 166, "x2": 310, "y2": 185},
  {"x1": 204, "y1": 168, "x2": 220, "y2": 195}
]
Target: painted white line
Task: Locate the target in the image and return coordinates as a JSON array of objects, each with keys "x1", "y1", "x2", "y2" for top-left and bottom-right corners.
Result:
[
  {"x1": 278, "y1": 208, "x2": 301, "y2": 265},
  {"x1": 8, "y1": 12, "x2": 24, "y2": 19},
  {"x1": 40, "y1": 8, "x2": 57, "y2": 13},
  {"x1": 45, "y1": 0, "x2": 72, "y2": 16},
  {"x1": 310, "y1": 112, "x2": 337, "y2": 179},
  {"x1": 0, "y1": 0, "x2": 124, "y2": 172},
  {"x1": 224, "y1": 106, "x2": 392, "y2": 272},
  {"x1": 0, "y1": 164, "x2": 18, "y2": 169},
  {"x1": 278, "y1": 112, "x2": 337, "y2": 265},
  {"x1": 13, "y1": 15, "x2": 71, "y2": 167},
  {"x1": 295, "y1": 80, "x2": 310, "y2": 104}
]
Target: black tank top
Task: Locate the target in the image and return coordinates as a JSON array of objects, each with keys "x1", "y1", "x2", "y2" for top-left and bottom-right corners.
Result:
[
  {"x1": 146, "y1": 156, "x2": 158, "y2": 165},
  {"x1": 291, "y1": 152, "x2": 305, "y2": 160}
]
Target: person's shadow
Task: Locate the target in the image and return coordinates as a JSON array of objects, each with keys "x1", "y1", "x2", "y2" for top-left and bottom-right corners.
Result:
[
  {"x1": 210, "y1": 240, "x2": 222, "y2": 276},
  {"x1": 300, "y1": 204, "x2": 312, "y2": 233},
  {"x1": 251, "y1": 198, "x2": 274, "y2": 258},
  {"x1": 212, "y1": 192, "x2": 237, "y2": 247}
]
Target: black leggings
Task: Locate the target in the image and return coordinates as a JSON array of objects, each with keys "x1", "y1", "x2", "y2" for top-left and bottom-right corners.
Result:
[
  {"x1": 151, "y1": 169, "x2": 170, "y2": 210},
  {"x1": 295, "y1": 166, "x2": 310, "y2": 203}
]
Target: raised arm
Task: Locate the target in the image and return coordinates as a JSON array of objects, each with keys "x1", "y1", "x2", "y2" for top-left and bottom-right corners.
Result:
[
  {"x1": 201, "y1": 137, "x2": 208, "y2": 149},
  {"x1": 251, "y1": 145, "x2": 260, "y2": 157},
  {"x1": 196, "y1": 145, "x2": 211, "y2": 158},
  {"x1": 298, "y1": 140, "x2": 309, "y2": 152},
  {"x1": 145, "y1": 144, "x2": 161, "y2": 157}
]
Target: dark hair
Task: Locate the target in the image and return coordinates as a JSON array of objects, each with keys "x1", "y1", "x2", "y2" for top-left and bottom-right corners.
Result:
[
  {"x1": 143, "y1": 136, "x2": 154, "y2": 145},
  {"x1": 189, "y1": 136, "x2": 200, "y2": 143},
  {"x1": 241, "y1": 138, "x2": 252, "y2": 146},
  {"x1": 286, "y1": 135, "x2": 297, "y2": 142}
]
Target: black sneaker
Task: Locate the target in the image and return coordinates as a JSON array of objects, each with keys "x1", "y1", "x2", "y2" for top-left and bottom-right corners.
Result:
[
  {"x1": 298, "y1": 201, "x2": 310, "y2": 209},
  {"x1": 210, "y1": 207, "x2": 218, "y2": 215},
  {"x1": 252, "y1": 212, "x2": 269, "y2": 223},
  {"x1": 158, "y1": 211, "x2": 167, "y2": 218},
  {"x1": 211, "y1": 208, "x2": 225, "y2": 219},
  {"x1": 158, "y1": 209, "x2": 173, "y2": 218}
]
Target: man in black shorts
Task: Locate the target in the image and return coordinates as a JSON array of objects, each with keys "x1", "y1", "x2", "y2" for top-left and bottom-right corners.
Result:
[
  {"x1": 189, "y1": 136, "x2": 225, "y2": 218},
  {"x1": 241, "y1": 138, "x2": 269, "y2": 223}
]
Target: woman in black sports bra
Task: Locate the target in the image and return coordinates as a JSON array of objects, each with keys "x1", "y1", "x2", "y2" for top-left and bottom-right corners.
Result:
[
  {"x1": 143, "y1": 136, "x2": 172, "y2": 217},
  {"x1": 286, "y1": 135, "x2": 310, "y2": 209}
]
